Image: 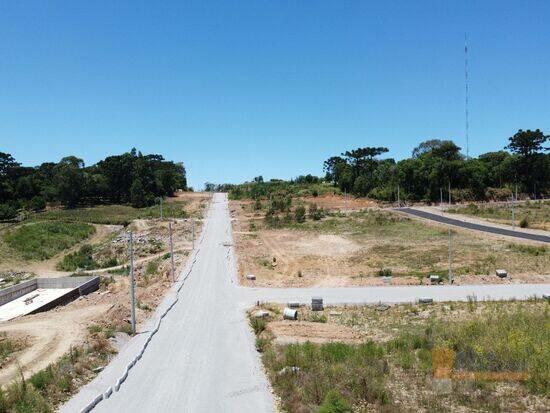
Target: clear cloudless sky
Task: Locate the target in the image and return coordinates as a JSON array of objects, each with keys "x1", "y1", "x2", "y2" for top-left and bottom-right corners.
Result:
[{"x1": 1, "y1": 1, "x2": 549, "y2": 189}]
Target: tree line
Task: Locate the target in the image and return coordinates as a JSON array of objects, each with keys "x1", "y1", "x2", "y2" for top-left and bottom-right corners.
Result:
[
  {"x1": 324, "y1": 129, "x2": 548, "y2": 202},
  {"x1": 0, "y1": 148, "x2": 187, "y2": 219},
  {"x1": 213, "y1": 128, "x2": 548, "y2": 203}
]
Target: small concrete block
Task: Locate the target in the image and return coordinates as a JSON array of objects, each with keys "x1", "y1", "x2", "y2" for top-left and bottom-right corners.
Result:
[
  {"x1": 496, "y1": 269, "x2": 508, "y2": 278},
  {"x1": 419, "y1": 298, "x2": 434, "y2": 304}
]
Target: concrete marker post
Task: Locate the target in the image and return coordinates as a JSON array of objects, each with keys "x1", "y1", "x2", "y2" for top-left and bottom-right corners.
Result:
[
  {"x1": 129, "y1": 231, "x2": 136, "y2": 334},
  {"x1": 169, "y1": 221, "x2": 175, "y2": 283}
]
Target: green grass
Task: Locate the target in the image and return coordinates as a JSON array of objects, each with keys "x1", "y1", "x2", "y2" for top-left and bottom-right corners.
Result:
[
  {"x1": 448, "y1": 200, "x2": 550, "y2": 230},
  {"x1": 253, "y1": 301, "x2": 550, "y2": 412},
  {"x1": 35, "y1": 201, "x2": 188, "y2": 226},
  {"x1": 3, "y1": 222, "x2": 95, "y2": 260}
]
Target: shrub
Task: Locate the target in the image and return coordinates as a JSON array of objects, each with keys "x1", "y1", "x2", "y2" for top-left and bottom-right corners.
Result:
[
  {"x1": 57, "y1": 244, "x2": 98, "y2": 271},
  {"x1": 295, "y1": 206, "x2": 306, "y2": 223},
  {"x1": 317, "y1": 390, "x2": 352, "y2": 413},
  {"x1": 29, "y1": 196, "x2": 46, "y2": 212},
  {"x1": 377, "y1": 268, "x2": 392, "y2": 277},
  {"x1": 309, "y1": 203, "x2": 324, "y2": 221},
  {"x1": 30, "y1": 367, "x2": 55, "y2": 391},
  {"x1": 0, "y1": 204, "x2": 17, "y2": 220},
  {"x1": 520, "y1": 216, "x2": 529, "y2": 228},
  {"x1": 250, "y1": 318, "x2": 266, "y2": 335}
]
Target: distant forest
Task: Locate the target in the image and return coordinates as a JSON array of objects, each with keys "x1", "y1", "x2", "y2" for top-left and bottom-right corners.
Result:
[
  {"x1": 0, "y1": 148, "x2": 187, "y2": 219},
  {"x1": 216, "y1": 129, "x2": 549, "y2": 202}
]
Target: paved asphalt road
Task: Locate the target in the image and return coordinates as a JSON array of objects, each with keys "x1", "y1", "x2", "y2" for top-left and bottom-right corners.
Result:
[
  {"x1": 397, "y1": 207, "x2": 550, "y2": 243},
  {"x1": 62, "y1": 194, "x2": 550, "y2": 413}
]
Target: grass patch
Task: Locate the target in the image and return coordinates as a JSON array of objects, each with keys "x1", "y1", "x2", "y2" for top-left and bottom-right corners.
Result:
[
  {"x1": 3, "y1": 222, "x2": 95, "y2": 260},
  {"x1": 0, "y1": 336, "x2": 114, "y2": 412},
  {"x1": 252, "y1": 301, "x2": 550, "y2": 411},
  {"x1": 448, "y1": 200, "x2": 550, "y2": 230},
  {"x1": 36, "y1": 202, "x2": 188, "y2": 226}
]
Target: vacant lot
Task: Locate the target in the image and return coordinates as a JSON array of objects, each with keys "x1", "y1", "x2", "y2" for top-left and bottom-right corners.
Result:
[
  {"x1": 3, "y1": 222, "x2": 95, "y2": 261},
  {"x1": 233, "y1": 200, "x2": 549, "y2": 287},
  {"x1": 251, "y1": 299, "x2": 549, "y2": 412},
  {"x1": 448, "y1": 200, "x2": 550, "y2": 231}
]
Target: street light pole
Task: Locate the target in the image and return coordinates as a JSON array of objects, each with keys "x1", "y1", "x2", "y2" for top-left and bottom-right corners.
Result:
[{"x1": 129, "y1": 231, "x2": 136, "y2": 334}]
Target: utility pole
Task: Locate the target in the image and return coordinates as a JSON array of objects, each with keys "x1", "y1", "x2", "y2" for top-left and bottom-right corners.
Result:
[
  {"x1": 192, "y1": 219, "x2": 195, "y2": 250},
  {"x1": 448, "y1": 181, "x2": 451, "y2": 205},
  {"x1": 169, "y1": 222, "x2": 175, "y2": 283},
  {"x1": 160, "y1": 197, "x2": 163, "y2": 220},
  {"x1": 440, "y1": 188, "x2": 443, "y2": 206},
  {"x1": 448, "y1": 228, "x2": 453, "y2": 284},
  {"x1": 511, "y1": 195, "x2": 516, "y2": 231},
  {"x1": 129, "y1": 231, "x2": 136, "y2": 334}
]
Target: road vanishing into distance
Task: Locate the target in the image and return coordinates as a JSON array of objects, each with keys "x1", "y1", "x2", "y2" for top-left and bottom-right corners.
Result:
[
  {"x1": 62, "y1": 194, "x2": 550, "y2": 413},
  {"x1": 397, "y1": 207, "x2": 550, "y2": 243}
]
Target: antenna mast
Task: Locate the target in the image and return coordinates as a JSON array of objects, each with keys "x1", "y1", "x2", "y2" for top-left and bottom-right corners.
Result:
[{"x1": 464, "y1": 33, "x2": 470, "y2": 159}]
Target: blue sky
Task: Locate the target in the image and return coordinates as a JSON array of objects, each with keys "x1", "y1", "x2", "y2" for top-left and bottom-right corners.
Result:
[{"x1": 1, "y1": 1, "x2": 549, "y2": 189}]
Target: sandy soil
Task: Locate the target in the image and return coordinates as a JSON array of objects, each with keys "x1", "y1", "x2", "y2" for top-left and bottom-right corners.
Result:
[
  {"x1": 267, "y1": 320, "x2": 360, "y2": 344},
  {"x1": 0, "y1": 301, "x2": 111, "y2": 383}
]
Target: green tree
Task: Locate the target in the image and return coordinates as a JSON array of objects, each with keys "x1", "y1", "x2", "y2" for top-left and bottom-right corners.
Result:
[{"x1": 130, "y1": 179, "x2": 147, "y2": 208}]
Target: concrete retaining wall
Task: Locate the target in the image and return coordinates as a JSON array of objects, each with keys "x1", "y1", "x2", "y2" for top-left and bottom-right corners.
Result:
[
  {"x1": 0, "y1": 280, "x2": 37, "y2": 306},
  {"x1": 0, "y1": 276, "x2": 100, "y2": 315}
]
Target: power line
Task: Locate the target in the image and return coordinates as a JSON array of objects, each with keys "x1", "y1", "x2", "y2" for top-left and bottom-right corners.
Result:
[{"x1": 464, "y1": 33, "x2": 470, "y2": 159}]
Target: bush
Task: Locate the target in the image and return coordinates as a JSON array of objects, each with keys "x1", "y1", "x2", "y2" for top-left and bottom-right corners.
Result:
[
  {"x1": 520, "y1": 216, "x2": 529, "y2": 228},
  {"x1": 295, "y1": 206, "x2": 306, "y2": 223},
  {"x1": 485, "y1": 187, "x2": 513, "y2": 201},
  {"x1": 0, "y1": 204, "x2": 17, "y2": 220},
  {"x1": 317, "y1": 390, "x2": 352, "y2": 413},
  {"x1": 309, "y1": 203, "x2": 324, "y2": 221},
  {"x1": 377, "y1": 268, "x2": 392, "y2": 277},
  {"x1": 29, "y1": 196, "x2": 46, "y2": 212},
  {"x1": 57, "y1": 245, "x2": 98, "y2": 271}
]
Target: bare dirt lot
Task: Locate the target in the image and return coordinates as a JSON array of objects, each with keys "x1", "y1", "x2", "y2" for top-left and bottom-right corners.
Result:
[{"x1": 232, "y1": 197, "x2": 549, "y2": 287}]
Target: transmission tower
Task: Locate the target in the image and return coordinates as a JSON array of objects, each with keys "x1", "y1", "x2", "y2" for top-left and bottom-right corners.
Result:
[{"x1": 464, "y1": 33, "x2": 470, "y2": 159}]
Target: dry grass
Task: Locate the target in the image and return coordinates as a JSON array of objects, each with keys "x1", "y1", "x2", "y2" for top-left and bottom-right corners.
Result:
[{"x1": 448, "y1": 200, "x2": 550, "y2": 231}]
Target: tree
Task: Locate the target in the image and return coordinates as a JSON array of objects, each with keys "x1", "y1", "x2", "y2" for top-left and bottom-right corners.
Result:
[
  {"x1": 506, "y1": 129, "x2": 549, "y2": 195},
  {"x1": 130, "y1": 179, "x2": 147, "y2": 208},
  {"x1": 53, "y1": 157, "x2": 85, "y2": 207},
  {"x1": 506, "y1": 129, "x2": 548, "y2": 157}
]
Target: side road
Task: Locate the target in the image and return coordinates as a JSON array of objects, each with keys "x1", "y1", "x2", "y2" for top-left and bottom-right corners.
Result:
[
  {"x1": 62, "y1": 194, "x2": 550, "y2": 413},
  {"x1": 396, "y1": 207, "x2": 550, "y2": 243}
]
